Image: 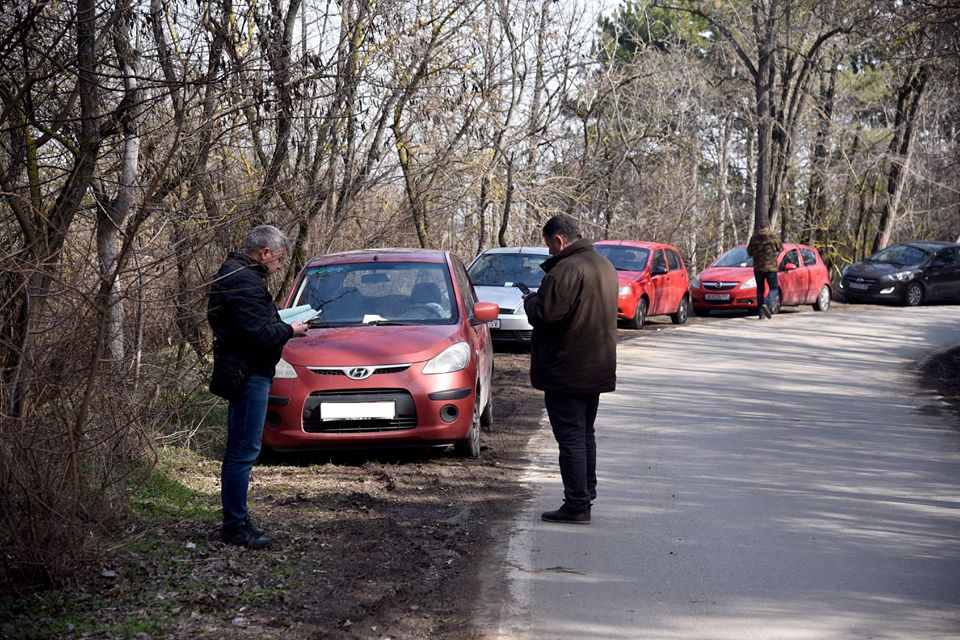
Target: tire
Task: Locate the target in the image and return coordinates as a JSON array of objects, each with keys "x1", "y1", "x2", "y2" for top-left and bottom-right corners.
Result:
[
  {"x1": 770, "y1": 291, "x2": 782, "y2": 315},
  {"x1": 454, "y1": 396, "x2": 482, "y2": 458},
  {"x1": 813, "y1": 285, "x2": 831, "y2": 312},
  {"x1": 670, "y1": 296, "x2": 689, "y2": 325},
  {"x1": 480, "y1": 394, "x2": 493, "y2": 428},
  {"x1": 627, "y1": 297, "x2": 647, "y2": 329},
  {"x1": 903, "y1": 282, "x2": 924, "y2": 307},
  {"x1": 694, "y1": 307, "x2": 710, "y2": 317}
]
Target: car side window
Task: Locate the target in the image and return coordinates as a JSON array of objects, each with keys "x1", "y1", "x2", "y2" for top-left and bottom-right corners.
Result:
[
  {"x1": 780, "y1": 249, "x2": 800, "y2": 270},
  {"x1": 800, "y1": 247, "x2": 818, "y2": 267},
  {"x1": 652, "y1": 250, "x2": 667, "y2": 273},
  {"x1": 452, "y1": 258, "x2": 477, "y2": 311},
  {"x1": 932, "y1": 247, "x2": 958, "y2": 267},
  {"x1": 666, "y1": 249, "x2": 681, "y2": 271}
]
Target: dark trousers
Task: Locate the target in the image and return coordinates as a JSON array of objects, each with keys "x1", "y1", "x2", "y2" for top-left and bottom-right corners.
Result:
[
  {"x1": 544, "y1": 390, "x2": 600, "y2": 512},
  {"x1": 754, "y1": 269, "x2": 779, "y2": 315},
  {"x1": 222, "y1": 374, "x2": 271, "y2": 529}
]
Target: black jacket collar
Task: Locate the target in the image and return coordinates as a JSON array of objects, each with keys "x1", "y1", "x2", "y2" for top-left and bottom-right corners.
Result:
[
  {"x1": 227, "y1": 251, "x2": 268, "y2": 279},
  {"x1": 541, "y1": 238, "x2": 594, "y2": 273}
]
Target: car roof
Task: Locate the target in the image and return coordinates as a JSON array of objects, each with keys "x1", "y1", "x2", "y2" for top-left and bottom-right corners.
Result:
[
  {"x1": 896, "y1": 241, "x2": 957, "y2": 251},
  {"x1": 305, "y1": 248, "x2": 448, "y2": 267},
  {"x1": 475, "y1": 246, "x2": 549, "y2": 255},
  {"x1": 595, "y1": 240, "x2": 679, "y2": 251}
]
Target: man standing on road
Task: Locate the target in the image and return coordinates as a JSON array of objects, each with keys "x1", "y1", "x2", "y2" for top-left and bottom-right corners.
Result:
[
  {"x1": 523, "y1": 214, "x2": 618, "y2": 525},
  {"x1": 208, "y1": 225, "x2": 308, "y2": 548},
  {"x1": 747, "y1": 223, "x2": 783, "y2": 319}
]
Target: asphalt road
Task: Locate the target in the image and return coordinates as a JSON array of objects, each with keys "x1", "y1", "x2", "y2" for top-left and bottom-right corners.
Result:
[{"x1": 482, "y1": 305, "x2": 960, "y2": 640}]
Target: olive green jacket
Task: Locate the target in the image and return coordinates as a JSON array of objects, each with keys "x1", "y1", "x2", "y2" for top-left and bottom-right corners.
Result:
[{"x1": 747, "y1": 228, "x2": 783, "y2": 272}]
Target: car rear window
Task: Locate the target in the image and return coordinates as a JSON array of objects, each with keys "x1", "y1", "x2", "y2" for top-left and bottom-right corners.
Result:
[
  {"x1": 800, "y1": 247, "x2": 818, "y2": 267},
  {"x1": 666, "y1": 249, "x2": 682, "y2": 271}
]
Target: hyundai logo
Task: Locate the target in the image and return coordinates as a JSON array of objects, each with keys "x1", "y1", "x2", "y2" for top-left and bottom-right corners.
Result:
[
  {"x1": 857, "y1": 277, "x2": 864, "y2": 283},
  {"x1": 347, "y1": 367, "x2": 372, "y2": 380}
]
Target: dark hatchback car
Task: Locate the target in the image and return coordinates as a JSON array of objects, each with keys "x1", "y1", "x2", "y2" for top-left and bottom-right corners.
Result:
[{"x1": 839, "y1": 241, "x2": 960, "y2": 306}]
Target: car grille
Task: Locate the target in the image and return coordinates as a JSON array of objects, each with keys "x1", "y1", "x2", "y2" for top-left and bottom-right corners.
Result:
[
  {"x1": 843, "y1": 276, "x2": 878, "y2": 285},
  {"x1": 491, "y1": 329, "x2": 532, "y2": 342},
  {"x1": 308, "y1": 365, "x2": 411, "y2": 377},
  {"x1": 700, "y1": 282, "x2": 739, "y2": 291},
  {"x1": 303, "y1": 390, "x2": 417, "y2": 433}
]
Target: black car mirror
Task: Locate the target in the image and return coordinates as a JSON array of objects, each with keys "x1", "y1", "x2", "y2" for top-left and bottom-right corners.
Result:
[{"x1": 651, "y1": 265, "x2": 668, "y2": 276}]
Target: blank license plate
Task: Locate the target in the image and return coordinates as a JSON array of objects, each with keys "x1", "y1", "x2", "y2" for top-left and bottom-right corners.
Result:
[
  {"x1": 849, "y1": 282, "x2": 869, "y2": 290},
  {"x1": 704, "y1": 293, "x2": 731, "y2": 301},
  {"x1": 320, "y1": 401, "x2": 396, "y2": 421},
  {"x1": 488, "y1": 319, "x2": 501, "y2": 329}
]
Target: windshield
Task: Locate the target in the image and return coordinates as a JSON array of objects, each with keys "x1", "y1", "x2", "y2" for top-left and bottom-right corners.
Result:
[
  {"x1": 468, "y1": 253, "x2": 547, "y2": 287},
  {"x1": 595, "y1": 245, "x2": 651, "y2": 271},
  {"x1": 869, "y1": 244, "x2": 930, "y2": 266},
  {"x1": 289, "y1": 262, "x2": 457, "y2": 326},
  {"x1": 712, "y1": 246, "x2": 753, "y2": 267}
]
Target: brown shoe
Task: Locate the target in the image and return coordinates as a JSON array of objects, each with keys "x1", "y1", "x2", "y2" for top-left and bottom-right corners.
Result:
[{"x1": 541, "y1": 504, "x2": 591, "y2": 525}]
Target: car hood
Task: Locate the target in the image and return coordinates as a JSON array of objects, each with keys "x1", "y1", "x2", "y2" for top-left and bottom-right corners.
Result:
[
  {"x1": 698, "y1": 266, "x2": 752, "y2": 283},
  {"x1": 846, "y1": 261, "x2": 914, "y2": 278},
  {"x1": 474, "y1": 285, "x2": 530, "y2": 312},
  {"x1": 616, "y1": 271, "x2": 647, "y2": 286},
  {"x1": 282, "y1": 324, "x2": 463, "y2": 367}
]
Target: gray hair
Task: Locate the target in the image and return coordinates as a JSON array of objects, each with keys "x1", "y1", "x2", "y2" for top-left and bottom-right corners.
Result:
[{"x1": 242, "y1": 225, "x2": 291, "y2": 256}]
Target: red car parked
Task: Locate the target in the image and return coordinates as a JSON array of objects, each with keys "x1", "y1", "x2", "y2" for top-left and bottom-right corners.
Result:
[
  {"x1": 691, "y1": 243, "x2": 832, "y2": 316},
  {"x1": 262, "y1": 249, "x2": 499, "y2": 458},
  {"x1": 594, "y1": 240, "x2": 691, "y2": 328}
]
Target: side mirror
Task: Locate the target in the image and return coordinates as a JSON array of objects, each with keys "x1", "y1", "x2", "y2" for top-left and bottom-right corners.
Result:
[
  {"x1": 783, "y1": 262, "x2": 798, "y2": 272},
  {"x1": 471, "y1": 301, "x2": 499, "y2": 325},
  {"x1": 651, "y1": 265, "x2": 668, "y2": 276}
]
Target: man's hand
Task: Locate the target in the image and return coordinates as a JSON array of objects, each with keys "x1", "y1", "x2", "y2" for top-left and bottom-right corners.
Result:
[{"x1": 291, "y1": 321, "x2": 309, "y2": 337}]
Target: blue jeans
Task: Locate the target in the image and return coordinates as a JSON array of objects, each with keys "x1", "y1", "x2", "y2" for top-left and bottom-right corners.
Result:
[
  {"x1": 222, "y1": 373, "x2": 271, "y2": 529},
  {"x1": 754, "y1": 269, "x2": 779, "y2": 315},
  {"x1": 544, "y1": 391, "x2": 600, "y2": 512}
]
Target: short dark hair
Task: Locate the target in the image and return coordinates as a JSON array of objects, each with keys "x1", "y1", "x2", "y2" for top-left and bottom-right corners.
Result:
[{"x1": 542, "y1": 214, "x2": 582, "y2": 241}]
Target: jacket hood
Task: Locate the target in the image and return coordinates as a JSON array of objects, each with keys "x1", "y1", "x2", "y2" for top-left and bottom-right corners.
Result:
[
  {"x1": 281, "y1": 324, "x2": 462, "y2": 367},
  {"x1": 541, "y1": 239, "x2": 594, "y2": 273}
]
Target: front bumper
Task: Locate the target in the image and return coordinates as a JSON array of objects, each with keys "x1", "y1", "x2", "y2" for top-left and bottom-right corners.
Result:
[
  {"x1": 262, "y1": 363, "x2": 477, "y2": 451},
  {"x1": 490, "y1": 312, "x2": 533, "y2": 343},
  {"x1": 838, "y1": 278, "x2": 904, "y2": 301},
  {"x1": 690, "y1": 287, "x2": 757, "y2": 310}
]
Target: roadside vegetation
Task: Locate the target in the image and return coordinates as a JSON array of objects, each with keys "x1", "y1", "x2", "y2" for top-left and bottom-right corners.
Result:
[{"x1": 1, "y1": 0, "x2": 958, "y2": 634}]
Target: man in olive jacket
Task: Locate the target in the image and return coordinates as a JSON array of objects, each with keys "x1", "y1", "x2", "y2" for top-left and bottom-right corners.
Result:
[
  {"x1": 208, "y1": 225, "x2": 307, "y2": 548},
  {"x1": 746, "y1": 224, "x2": 783, "y2": 319},
  {"x1": 523, "y1": 214, "x2": 618, "y2": 524}
]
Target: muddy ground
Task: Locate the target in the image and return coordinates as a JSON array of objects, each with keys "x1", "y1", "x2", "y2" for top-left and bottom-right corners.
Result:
[{"x1": 3, "y1": 302, "x2": 957, "y2": 639}]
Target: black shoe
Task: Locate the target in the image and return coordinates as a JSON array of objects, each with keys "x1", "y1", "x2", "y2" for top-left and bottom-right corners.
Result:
[
  {"x1": 244, "y1": 518, "x2": 265, "y2": 538},
  {"x1": 541, "y1": 504, "x2": 591, "y2": 525},
  {"x1": 761, "y1": 304, "x2": 773, "y2": 319},
  {"x1": 220, "y1": 521, "x2": 271, "y2": 549}
]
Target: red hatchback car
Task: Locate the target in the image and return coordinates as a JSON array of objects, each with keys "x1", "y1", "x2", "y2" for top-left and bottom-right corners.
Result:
[
  {"x1": 262, "y1": 249, "x2": 499, "y2": 458},
  {"x1": 594, "y1": 240, "x2": 691, "y2": 328},
  {"x1": 691, "y1": 243, "x2": 832, "y2": 316}
]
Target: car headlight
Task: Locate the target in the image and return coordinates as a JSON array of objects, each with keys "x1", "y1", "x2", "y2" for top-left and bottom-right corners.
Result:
[
  {"x1": 882, "y1": 270, "x2": 914, "y2": 282},
  {"x1": 841, "y1": 265, "x2": 850, "y2": 277},
  {"x1": 275, "y1": 357, "x2": 297, "y2": 379},
  {"x1": 690, "y1": 276, "x2": 700, "y2": 288},
  {"x1": 618, "y1": 285, "x2": 632, "y2": 296},
  {"x1": 422, "y1": 342, "x2": 471, "y2": 374},
  {"x1": 740, "y1": 276, "x2": 756, "y2": 289}
]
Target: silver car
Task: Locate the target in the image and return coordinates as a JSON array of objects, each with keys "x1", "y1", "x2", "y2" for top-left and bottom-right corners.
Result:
[{"x1": 467, "y1": 246, "x2": 550, "y2": 343}]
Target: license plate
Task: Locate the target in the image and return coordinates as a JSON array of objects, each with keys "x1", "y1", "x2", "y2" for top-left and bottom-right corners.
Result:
[
  {"x1": 488, "y1": 319, "x2": 501, "y2": 329},
  {"x1": 849, "y1": 282, "x2": 869, "y2": 290},
  {"x1": 320, "y1": 401, "x2": 395, "y2": 421},
  {"x1": 704, "y1": 293, "x2": 731, "y2": 301}
]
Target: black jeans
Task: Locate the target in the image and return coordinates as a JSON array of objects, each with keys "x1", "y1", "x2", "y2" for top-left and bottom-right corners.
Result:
[
  {"x1": 544, "y1": 390, "x2": 600, "y2": 512},
  {"x1": 754, "y1": 269, "x2": 779, "y2": 315}
]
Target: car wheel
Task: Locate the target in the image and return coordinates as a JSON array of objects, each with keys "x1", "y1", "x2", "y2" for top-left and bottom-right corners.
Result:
[
  {"x1": 904, "y1": 282, "x2": 924, "y2": 307},
  {"x1": 670, "y1": 296, "x2": 689, "y2": 325},
  {"x1": 454, "y1": 396, "x2": 482, "y2": 458},
  {"x1": 480, "y1": 394, "x2": 493, "y2": 428},
  {"x1": 770, "y1": 291, "x2": 782, "y2": 315},
  {"x1": 694, "y1": 307, "x2": 710, "y2": 317},
  {"x1": 628, "y1": 297, "x2": 647, "y2": 329},
  {"x1": 813, "y1": 285, "x2": 831, "y2": 311}
]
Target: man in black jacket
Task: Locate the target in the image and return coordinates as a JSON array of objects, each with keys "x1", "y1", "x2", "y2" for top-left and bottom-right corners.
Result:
[
  {"x1": 523, "y1": 214, "x2": 618, "y2": 524},
  {"x1": 208, "y1": 225, "x2": 308, "y2": 548}
]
